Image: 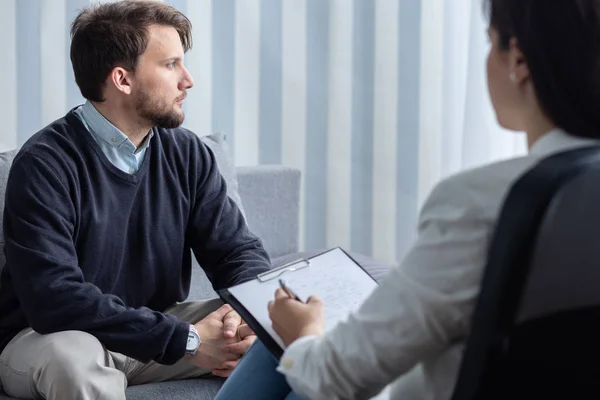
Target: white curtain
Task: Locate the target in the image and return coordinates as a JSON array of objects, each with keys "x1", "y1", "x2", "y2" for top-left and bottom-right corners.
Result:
[
  {"x1": 0, "y1": 0, "x2": 526, "y2": 266},
  {"x1": 418, "y1": 0, "x2": 527, "y2": 207}
]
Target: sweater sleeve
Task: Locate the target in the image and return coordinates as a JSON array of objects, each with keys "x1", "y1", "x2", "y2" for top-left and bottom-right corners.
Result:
[
  {"x1": 3, "y1": 153, "x2": 189, "y2": 365},
  {"x1": 187, "y1": 142, "x2": 271, "y2": 290}
]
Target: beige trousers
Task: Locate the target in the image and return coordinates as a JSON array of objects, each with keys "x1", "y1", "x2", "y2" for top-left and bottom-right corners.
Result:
[{"x1": 0, "y1": 298, "x2": 223, "y2": 400}]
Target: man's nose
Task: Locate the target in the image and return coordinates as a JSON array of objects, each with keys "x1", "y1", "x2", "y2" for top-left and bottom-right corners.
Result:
[{"x1": 180, "y1": 66, "x2": 194, "y2": 90}]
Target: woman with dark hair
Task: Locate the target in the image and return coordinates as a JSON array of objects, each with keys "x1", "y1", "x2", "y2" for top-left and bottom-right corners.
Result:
[{"x1": 215, "y1": 1, "x2": 600, "y2": 399}]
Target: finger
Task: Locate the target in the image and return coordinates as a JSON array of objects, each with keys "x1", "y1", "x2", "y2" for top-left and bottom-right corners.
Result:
[
  {"x1": 267, "y1": 300, "x2": 274, "y2": 313},
  {"x1": 218, "y1": 360, "x2": 240, "y2": 370},
  {"x1": 225, "y1": 335, "x2": 257, "y2": 355},
  {"x1": 210, "y1": 304, "x2": 234, "y2": 320},
  {"x1": 212, "y1": 368, "x2": 233, "y2": 378},
  {"x1": 238, "y1": 323, "x2": 254, "y2": 339},
  {"x1": 306, "y1": 294, "x2": 323, "y2": 305},
  {"x1": 222, "y1": 310, "x2": 242, "y2": 338},
  {"x1": 275, "y1": 288, "x2": 288, "y2": 300}
]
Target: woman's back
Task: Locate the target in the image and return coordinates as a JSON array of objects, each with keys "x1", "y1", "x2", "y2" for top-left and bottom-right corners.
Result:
[{"x1": 388, "y1": 130, "x2": 599, "y2": 399}]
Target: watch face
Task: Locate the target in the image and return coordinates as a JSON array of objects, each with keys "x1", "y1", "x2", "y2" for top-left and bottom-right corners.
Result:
[{"x1": 187, "y1": 333, "x2": 199, "y2": 350}]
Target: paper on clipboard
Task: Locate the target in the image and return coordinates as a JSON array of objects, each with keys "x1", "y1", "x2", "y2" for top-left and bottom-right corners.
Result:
[{"x1": 226, "y1": 248, "x2": 378, "y2": 351}]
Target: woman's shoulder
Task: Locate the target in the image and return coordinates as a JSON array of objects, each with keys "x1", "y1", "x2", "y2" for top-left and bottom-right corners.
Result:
[{"x1": 423, "y1": 155, "x2": 541, "y2": 220}]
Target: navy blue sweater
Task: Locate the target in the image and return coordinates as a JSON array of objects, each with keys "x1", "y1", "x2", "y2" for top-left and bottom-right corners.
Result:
[{"x1": 0, "y1": 110, "x2": 271, "y2": 364}]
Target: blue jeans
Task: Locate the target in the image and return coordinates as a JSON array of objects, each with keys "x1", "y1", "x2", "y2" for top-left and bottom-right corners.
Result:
[{"x1": 215, "y1": 340, "x2": 307, "y2": 400}]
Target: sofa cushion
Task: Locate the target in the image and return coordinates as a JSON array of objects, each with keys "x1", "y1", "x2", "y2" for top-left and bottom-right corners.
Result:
[
  {"x1": 272, "y1": 249, "x2": 393, "y2": 283},
  {"x1": 200, "y1": 132, "x2": 246, "y2": 219},
  {"x1": 0, "y1": 377, "x2": 225, "y2": 400},
  {"x1": 0, "y1": 150, "x2": 18, "y2": 279},
  {"x1": 125, "y1": 377, "x2": 225, "y2": 400}
]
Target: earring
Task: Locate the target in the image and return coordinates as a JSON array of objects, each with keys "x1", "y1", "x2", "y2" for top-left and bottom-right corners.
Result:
[{"x1": 510, "y1": 71, "x2": 517, "y2": 82}]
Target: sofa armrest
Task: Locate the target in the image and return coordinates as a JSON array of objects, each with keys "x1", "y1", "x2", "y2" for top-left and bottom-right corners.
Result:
[{"x1": 237, "y1": 165, "x2": 300, "y2": 259}]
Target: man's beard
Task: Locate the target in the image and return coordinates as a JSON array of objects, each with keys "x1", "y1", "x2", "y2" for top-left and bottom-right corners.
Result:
[{"x1": 135, "y1": 88, "x2": 185, "y2": 129}]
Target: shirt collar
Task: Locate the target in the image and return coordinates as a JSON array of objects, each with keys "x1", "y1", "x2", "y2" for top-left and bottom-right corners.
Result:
[
  {"x1": 529, "y1": 128, "x2": 600, "y2": 157},
  {"x1": 80, "y1": 100, "x2": 153, "y2": 153}
]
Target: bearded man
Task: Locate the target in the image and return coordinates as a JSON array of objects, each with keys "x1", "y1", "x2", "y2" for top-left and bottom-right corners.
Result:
[{"x1": 0, "y1": 1, "x2": 270, "y2": 399}]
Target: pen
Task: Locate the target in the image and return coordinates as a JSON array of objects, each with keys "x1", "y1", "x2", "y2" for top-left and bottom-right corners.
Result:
[{"x1": 279, "y1": 279, "x2": 304, "y2": 303}]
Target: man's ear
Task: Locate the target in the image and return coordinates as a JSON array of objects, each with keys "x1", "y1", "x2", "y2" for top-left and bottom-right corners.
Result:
[
  {"x1": 509, "y1": 37, "x2": 530, "y2": 85},
  {"x1": 110, "y1": 67, "x2": 133, "y2": 95}
]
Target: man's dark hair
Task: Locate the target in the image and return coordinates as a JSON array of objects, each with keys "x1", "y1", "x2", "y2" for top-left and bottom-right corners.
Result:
[
  {"x1": 70, "y1": 0, "x2": 192, "y2": 102},
  {"x1": 484, "y1": 0, "x2": 600, "y2": 139}
]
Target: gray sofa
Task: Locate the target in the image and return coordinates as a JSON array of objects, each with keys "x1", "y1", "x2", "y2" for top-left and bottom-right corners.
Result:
[{"x1": 0, "y1": 152, "x2": 391, "y2": 399}]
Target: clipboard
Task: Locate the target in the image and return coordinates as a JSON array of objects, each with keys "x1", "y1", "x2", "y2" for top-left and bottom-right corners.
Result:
[
  {"x1": 257, "y1": 257, "x2": 311, "y2": 282},
  {"x1": 218, "y1": 247, "x2": 378, "y2": 359}
]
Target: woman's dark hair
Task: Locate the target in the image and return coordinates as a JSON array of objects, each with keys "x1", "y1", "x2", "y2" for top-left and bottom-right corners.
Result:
[
  {"x1": 485, "y1": 0, "x2": 600, "y2": 139},
  {"x1": 70, "y1": 0, "x2": 192, "y2": 102}
]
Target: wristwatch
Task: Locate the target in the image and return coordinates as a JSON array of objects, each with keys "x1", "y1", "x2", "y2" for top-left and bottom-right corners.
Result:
[{"x1": 185, "y1": 324, "x2": 201, "y2": 356}]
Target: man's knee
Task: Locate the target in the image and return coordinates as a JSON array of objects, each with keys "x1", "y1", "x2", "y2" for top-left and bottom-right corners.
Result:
[
  {"x1": 37, "y1": 330, "x2": 106, "y2": 366},
  {"x1": 34, "y1": 331, "x2": 125, "y2": 397},
  {"x1": 2, "y1": 329, "x2": 125, "y2": 399},
  {"x1": 32, "y1": 330, "x2": 110, "y2": 381}
]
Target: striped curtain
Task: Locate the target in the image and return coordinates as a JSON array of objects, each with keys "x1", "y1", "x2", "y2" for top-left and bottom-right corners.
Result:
[{"x1": 0, "y1": 0, "x2": 525, "y2": 266}]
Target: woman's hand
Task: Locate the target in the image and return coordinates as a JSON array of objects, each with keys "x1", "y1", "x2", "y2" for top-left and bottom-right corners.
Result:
[{"x1": 268, "y1": 288, "x2": 325, "y2": 346}]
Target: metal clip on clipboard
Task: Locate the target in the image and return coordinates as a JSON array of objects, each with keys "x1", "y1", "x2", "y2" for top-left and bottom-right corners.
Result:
[{"x1": 257, "y1": 258, "x2": 310, "y2": 282}]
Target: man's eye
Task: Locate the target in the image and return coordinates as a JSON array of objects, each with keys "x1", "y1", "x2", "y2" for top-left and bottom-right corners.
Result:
[{"x1": 167, "y1": 62, "x2": 176, "y2": 68}]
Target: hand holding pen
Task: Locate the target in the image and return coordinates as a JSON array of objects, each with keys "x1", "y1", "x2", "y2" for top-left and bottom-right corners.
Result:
[
  {"x1": 268, "y1": 280, "x2": 325, "y2": 346},
  {"x1": 278, "y1": 279, "x2": 304, "y2": 303}
]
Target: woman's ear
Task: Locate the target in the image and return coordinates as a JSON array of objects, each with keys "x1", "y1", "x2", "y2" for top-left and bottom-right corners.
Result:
[{"x1": 509, "y1": 37, "x2": 530, "y2": 85}]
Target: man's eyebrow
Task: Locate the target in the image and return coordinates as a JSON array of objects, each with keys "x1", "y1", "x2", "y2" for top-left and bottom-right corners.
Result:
[{"x1": 160, "y1": 56, "x2": 182, "y2": 63}]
